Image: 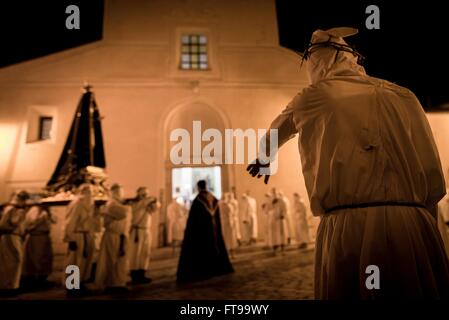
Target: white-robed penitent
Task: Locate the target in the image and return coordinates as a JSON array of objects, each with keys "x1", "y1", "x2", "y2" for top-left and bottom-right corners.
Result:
[
  {"x1": 239, "y1": 194, "x2": 258, "y2": 243},
  {"x1": 94, "y1": 198, "x2": 131, "y2": 289},
  {"x1": 166, "y1": 199, "x2": 187, "y2": 244},
  {"x1": 128, "y1": 198, "x2": 157, "y2": 272},
  {"x1": 261, "y1": 27, "x2": 449, "y2": 298},
  {"x1": 279, "y1": 192, "x2": 293, "y2": 241},
  {"x1": 0, "y1": 205, "x2": 27, "y2": 289},
  {"x1": 261, "y1": 194, "x2": 274, "y2": 247},
  {"x1": 293, "y1": 196, "x2": 310, "y2": 245},
  {"x1": 22, "y1": 206, "x2": 56, "y2": 280},
  {"x1": 219, "y1": 193, "x2": 238, "y2": 251},
  {"x1": 271, "y1": 196, "x2": 289, "y2": 247},
  {"x1": 64, "y1": 196, "x2": 99, "y2": 283},
  {"x1": 229, "y1": 195, "x2": 242, "y2": 242}
]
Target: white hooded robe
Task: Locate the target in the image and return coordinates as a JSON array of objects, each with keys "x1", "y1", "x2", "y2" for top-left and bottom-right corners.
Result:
[
  {"x1": 128, "y1": 198, "x2": 154, "y2": 272},
  {"x1": 261, "y1": 28, "x2": 449, "y2": 298},
  {"x1": 271, "y1": 196, "x2": 289, "y2": 247},
  {"x1": 94, "y1": 198, "x2": 131, "y2": 289},
  {"x1": 293, "y1": 197, "x2": 310, "y2": 245},
  {"x1": 0, "y1": 206, "x2": 27, "y2": 289},
  {"x1": 219, "y1": 199, "x2": 237, "y2": 250},
  {"x1": 239, "y1": 195, "x2": 258, "y2": 241},
  {"x1": 166, "y1": 200, "x2": 187, "y2": 244},
  {"x1": 261, "y1": 195, "x2": 274, "y2": 247},
  {"x1": 64, "y1": 197, "x2": 98, "y2": 283}
]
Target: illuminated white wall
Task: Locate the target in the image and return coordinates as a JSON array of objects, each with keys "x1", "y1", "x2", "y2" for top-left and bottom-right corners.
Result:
[{"x1": 427, "y1": 113, "x2": 449, "y2": 186}]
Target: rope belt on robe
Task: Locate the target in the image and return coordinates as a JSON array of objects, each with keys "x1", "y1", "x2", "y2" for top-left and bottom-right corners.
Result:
[
  {"x1": 325, "y1": 201, "x2": 426, "y2": 214},
  {"x1": 29, "y1": 231, "x2": 50, "y2": 236},
  {"x1": 75, "y1": 231, "x2": 89, "y2": 258},
  {"x1": 130, "y1": 225, "x2": 147, "y2": 243},
  {"x1": 0, "y1": 230, "x2": 22, "y2": 236}
]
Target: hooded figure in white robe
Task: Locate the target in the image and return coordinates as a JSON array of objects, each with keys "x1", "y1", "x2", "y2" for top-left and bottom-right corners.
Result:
[
  {"x1": 261, "y1": 193, "x2": 274, "y2": 247},
  {"x1": 229, "y1": 192, "x2": 242, "y2": 246},
  {"x1": 129, "y1": 187, "x2": 160, "y2": 284},
  {"x1": 166, "y1": 197, "x2": 187, "y2": 246},
  {"x1": 271, "y1": 192, "x2": 289, "y2": 251},
  {"x1": 292, "y1": 193, "x2": 310, "y2": 248},
  {"x1": 22, "y1": 205, "x2": 57, "y2": 288},
  {"x1": 278, "y1": 190, "x2": 293, "y2": 243},
  {"x1": 247, "y1": 193, "x2": 258, "y2": 242},
  {"x1": 94, "y1": 184, "x2": 132, "y2": 293},
  {"x1": 239, "y1": 193, "x2": 258, "y2": 244},
  {"x1": 0, "y1": 191, "x2": 29, "y2": 293},
  {"x1": 248, "y1": 27, "x2": 449, "y2": 299},
  {"x1": 64, "y1": 184, "x2": 100, "y2": 295},
  {"x1": 219, "y1": 192, "x2": 238, "y2": 257}
]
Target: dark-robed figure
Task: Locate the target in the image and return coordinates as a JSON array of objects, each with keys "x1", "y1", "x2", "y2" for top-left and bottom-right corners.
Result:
[{"x1": 176, "y1": 180, "x2": 234, "y2": 283}]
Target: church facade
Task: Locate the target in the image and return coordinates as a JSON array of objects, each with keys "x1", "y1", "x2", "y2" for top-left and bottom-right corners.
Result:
[{"x1": 0, "y1": 0, "x2": 311, "y2": 248}]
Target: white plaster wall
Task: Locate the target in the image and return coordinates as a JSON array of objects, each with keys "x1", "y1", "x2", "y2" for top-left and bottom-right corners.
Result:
[{"x1": 426, "y1": 113, "x2": 449, "y2": 185}]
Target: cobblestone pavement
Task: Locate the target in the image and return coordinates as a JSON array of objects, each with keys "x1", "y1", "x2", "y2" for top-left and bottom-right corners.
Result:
[{"x1": 14, "y1": 246, "x2": 315, "y2": 300}]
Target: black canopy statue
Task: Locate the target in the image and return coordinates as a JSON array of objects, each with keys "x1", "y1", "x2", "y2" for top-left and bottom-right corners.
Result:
[
  {"x1": 0, "y1": 85, "x2": 107, "y2": 211},
  {"x1": 46, "y1": 84, "x2": 107, "y2": 196}
]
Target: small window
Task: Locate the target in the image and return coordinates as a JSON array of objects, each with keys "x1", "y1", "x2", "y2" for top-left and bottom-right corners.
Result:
[
  {"x1": 38, "y1": 116, "x2": 53, "y2": 140},
  {"x1": 180, "y1": 34, "x2": 209, "y2": 70}
]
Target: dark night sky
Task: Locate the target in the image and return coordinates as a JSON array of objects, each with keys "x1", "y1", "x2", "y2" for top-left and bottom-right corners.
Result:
[
  {"x1": 276, "y1": 0, "x2": 449, "y2": 110},
  {"x1": 0, "y1": 1, "x2": 103, "y2": 68},
  {"x1": 0, "y1": 1, "x2": 448, "y2": 110}
]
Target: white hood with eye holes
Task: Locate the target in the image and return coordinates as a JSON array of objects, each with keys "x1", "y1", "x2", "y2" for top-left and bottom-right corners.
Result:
[{"x1": 306, "y1": 27, "x2": 366, "y2": 85}]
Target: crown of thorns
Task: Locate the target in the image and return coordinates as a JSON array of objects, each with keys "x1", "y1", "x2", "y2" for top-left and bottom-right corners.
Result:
[{"x1": 300, "y1": 39, "x2": 365, "y2": 67}]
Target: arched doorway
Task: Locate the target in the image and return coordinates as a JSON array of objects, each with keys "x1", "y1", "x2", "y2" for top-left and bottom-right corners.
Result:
[{"x1": 161, "y1": 100, "x2": 232, "y2": 245}]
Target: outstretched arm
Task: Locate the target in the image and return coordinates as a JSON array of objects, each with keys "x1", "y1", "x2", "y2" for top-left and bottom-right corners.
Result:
[{"x1": 247, "y1": 103, "x2": 298, "y2": 184}]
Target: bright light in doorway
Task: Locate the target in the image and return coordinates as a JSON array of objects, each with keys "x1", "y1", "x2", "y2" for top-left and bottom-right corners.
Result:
[{"x1": 172, "y1": 166, "x2": 222, "y2": 205}]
